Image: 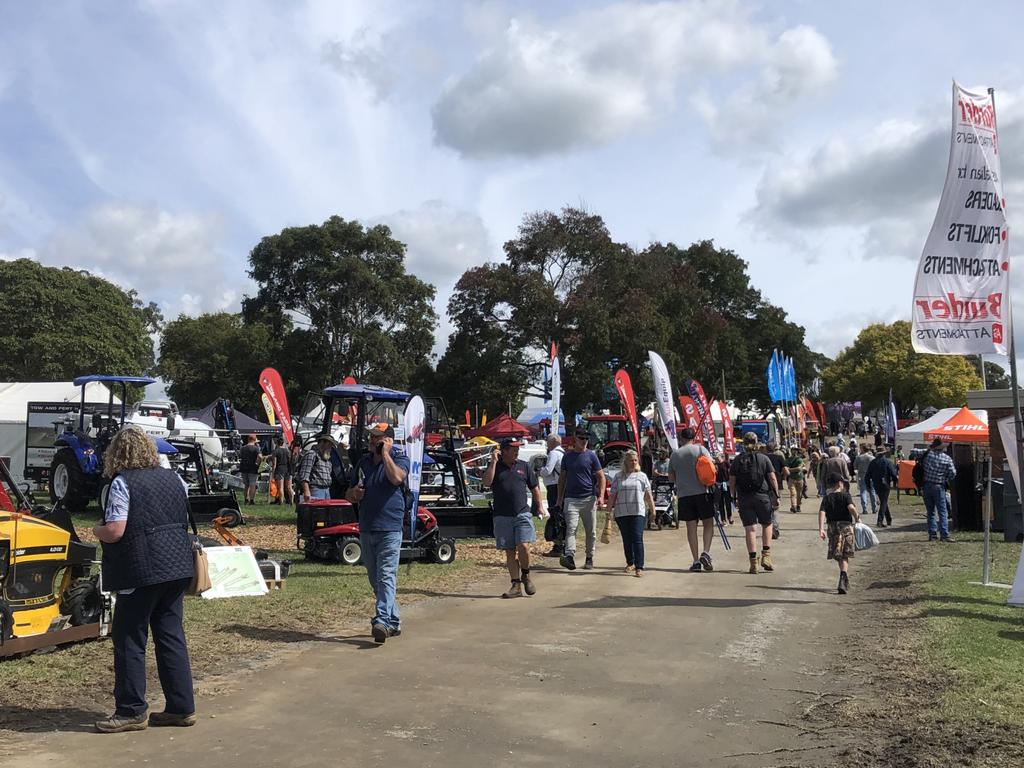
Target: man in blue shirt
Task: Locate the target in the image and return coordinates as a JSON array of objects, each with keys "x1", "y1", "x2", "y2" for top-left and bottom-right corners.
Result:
[
  {"x1": 921, "y1": 438, "x2": 957, "y2": 542},
  {"x1": 346, "y1": 423, "x2": 409, "y2": 644},
  {"x1": 556, "y1": 428, "x2": 606, "y2": 571}
]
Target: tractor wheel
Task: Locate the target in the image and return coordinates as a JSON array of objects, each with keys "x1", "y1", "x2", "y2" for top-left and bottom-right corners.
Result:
[
  {"x1": 62, "y1": 578, "x2": 102, "y2": 626},
  {"x1": 431, "y1": 537, "x2": 456, "y2": 565},
  {"x1": 216, "y1": 508, "x2": 243, "y2": 528},
  {"x1": 336, "y1": 536, "x2": 362, "y2": 566},
  {"x1": 50, "y1": 449, "x2": 89, "y2": 513}
]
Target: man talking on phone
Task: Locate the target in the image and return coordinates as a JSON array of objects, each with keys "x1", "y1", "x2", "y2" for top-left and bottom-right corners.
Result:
[{"x1": 346, "y1": 423, "x2": 409, "y2": 644}]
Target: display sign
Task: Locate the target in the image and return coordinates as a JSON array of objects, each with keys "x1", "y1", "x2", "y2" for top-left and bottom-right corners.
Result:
[
  {"x1": 912, "y1": 82, "x2": 1009, "y2": 355},
  {"x1": 201, "y1": 546, "x2": 269, "y2": 599},
  {"x1": 23, "y1": 401, "x2": 111, "y2": 481},
  {"x1": 648, "y1": 351, "x2": 678, "y2": 451}
]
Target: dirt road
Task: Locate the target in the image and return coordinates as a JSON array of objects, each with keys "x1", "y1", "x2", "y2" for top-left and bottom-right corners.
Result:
[{"x1": 5, "y1": 511, "x2": 868, "y2": 768}]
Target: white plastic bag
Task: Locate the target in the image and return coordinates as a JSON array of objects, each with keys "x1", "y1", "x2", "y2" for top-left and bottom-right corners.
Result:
[{"x1": 854, "y1": 522, "x2": 879, "y2": 550}]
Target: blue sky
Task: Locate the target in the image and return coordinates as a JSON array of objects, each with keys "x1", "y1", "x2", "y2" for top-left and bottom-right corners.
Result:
[{"x1": 3, "y1": 0, "x2": 1024, "y2": 372}]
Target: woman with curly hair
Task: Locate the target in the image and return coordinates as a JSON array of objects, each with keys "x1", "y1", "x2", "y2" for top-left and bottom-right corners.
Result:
[{"x1": 91, "y1": 427, "x2": 196, "y2": 733}]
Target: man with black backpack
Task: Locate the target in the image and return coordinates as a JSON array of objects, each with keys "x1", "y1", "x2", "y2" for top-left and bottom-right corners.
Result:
[
  {"x1": 730, "y1": 433, "x2": 781, "y2": 574},
  {"x1": 668, "y1": 427, "x2": 717, "y2": 572}
]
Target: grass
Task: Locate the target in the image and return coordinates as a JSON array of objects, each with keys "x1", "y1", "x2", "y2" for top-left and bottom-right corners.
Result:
[{"x1": 918, "y1": 530, "x2": 1024, "y2": 725}]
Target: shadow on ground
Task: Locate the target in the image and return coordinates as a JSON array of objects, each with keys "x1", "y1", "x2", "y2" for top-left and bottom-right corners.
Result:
[
  {"x1": 557, "y1": 595, "x2": 811, "y2": 609},
  {"x1": 1, "y1": 706, "x2": 104, "y2": 734},
  {"x1": 216, "y1": 624, "x2": 378, "y2": 648}
]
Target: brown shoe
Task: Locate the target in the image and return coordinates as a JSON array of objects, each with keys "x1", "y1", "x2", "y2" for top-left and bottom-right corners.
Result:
[
  {"x1": 761, "y1": 552, "x2": 774, "y2": 572},
  {"x1": 502, "y1": 581, "x2": 523, "y2": 599},
  {"x1": 634, "y1": 569, "x2": 644, "y2": 578},
  {"x1": 95, "y1": 712, "x2": 148, "y2": 733},
  {"x1": 149, "y1": 711, "x2": 197, "y2": 727},
  {"x1": 371, "y1": 623, "x2": 388, "y2": 644},
  {"x1": 624, "y1": 565, "x2": 635, "y2": 574},
  {"x1": 521, "y1": 573, "x2": 536, "y2": 596}
]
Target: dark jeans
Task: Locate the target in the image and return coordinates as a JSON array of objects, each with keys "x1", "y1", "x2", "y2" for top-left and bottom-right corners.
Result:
[
  {"x1": 875, "y1": 485, "x2": 892, "y2": 525},
  {"x1": 615, "y1": 515, "x2": 646, "y2": 569},
  {"x1": 714, "y1": 483, "x2": 732, "y2": 521},
  {"x1": 112, "y1": 578, "x2": 194, "y2": 717},
  {"x1": 546, "y1": 484, "x2": 563, "y2": 549}
]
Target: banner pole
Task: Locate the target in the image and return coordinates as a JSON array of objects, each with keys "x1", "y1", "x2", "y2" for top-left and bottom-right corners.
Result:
[{"x1": 983, "y1": 456, "x2": 992, "y2": 585}]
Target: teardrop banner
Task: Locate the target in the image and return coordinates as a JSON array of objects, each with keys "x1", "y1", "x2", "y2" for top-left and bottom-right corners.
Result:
[
  {"x1": 404, "y1": 395, "x2": 426, "y2": 540},
  {"x1": 686, "y1": 378, "x2": 720, "y2": 454},
  {"x1": 719, "y1": 400, "x2": 736, "y2": 455},
  {"x1": 648, "y1": 351, "x2": 678, "y2": 451},
  {"x1": 550, "y1": 342, "x2": 561, "y2": 438},
  {"x1": 613, "y1": 368, "x2": 641, "y2": 453},
  {"x1": 911, "y1": 82, "x2": 1009, "y2": 355},
  {"x1": 677, "y1": 395, "x2": 703, "y2": 441},
  {"x1": 258, "y1": 367, "x2": 293, "y2": 444},
  {"x1": 260, "y1": 393, "x2": 277, "y2": 426}
]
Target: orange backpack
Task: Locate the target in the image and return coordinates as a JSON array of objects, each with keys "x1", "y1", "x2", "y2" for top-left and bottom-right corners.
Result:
[{"x1": 695, "y1": 454, "x2": 717, "y2": 487}]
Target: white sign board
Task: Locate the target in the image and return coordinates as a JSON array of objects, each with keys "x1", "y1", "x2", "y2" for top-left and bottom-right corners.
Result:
[{"x1": 201, "y1": 546, "x2": 269, "y2": 599}]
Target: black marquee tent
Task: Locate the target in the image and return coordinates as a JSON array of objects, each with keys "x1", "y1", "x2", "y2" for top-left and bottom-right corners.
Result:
[{"x1": 187, "y1": 400, "x2": 281, "y2": 436}]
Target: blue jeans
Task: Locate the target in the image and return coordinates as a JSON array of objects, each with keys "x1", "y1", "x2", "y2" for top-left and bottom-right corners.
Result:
[
  {"x1": 923, "y1": 483, "x2": 950, "y2": 538},
  {"x1": 858, "y1": 482, "x2": 877, "y2": 516},
  {"x1": 310, "y1": 487, "x2": 331, "y2": 500},
  {"x1": 615, "y1": 515, "x2": 646, "y2": 569},
  {"x1": 360, "y1": 530, "x2": 402, "y2": 630}
]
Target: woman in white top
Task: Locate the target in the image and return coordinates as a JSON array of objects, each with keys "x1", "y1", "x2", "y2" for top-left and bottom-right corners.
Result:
[{"x1": 607, "y1": 450, "x2": 656, "y2": 577}]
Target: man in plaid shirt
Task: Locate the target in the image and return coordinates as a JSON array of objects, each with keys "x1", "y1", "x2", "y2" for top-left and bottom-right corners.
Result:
[{"x1": 921, "y1": 438, "x2": 956, "y2": 542}]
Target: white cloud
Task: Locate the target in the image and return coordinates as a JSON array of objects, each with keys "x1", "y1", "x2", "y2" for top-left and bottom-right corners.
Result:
[
  {"x1": 321, "y1": 27, "x2": 401, "y2": 100},
  {"x1": 376, "y1": 200, "x2": 497, "y2": 357},
  {"x1": 33, "y1": 201, "x2": 241, "y2": 317},
  {"x1": 431, "y1": 1, "x2": 838, "y2": 157}
]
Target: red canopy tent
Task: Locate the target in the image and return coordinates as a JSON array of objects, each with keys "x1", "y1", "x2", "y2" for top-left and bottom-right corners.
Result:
[
  {"x1": 463, "y1": 414, "x2": 532, "y2": 440},
  {"x1": 923, "y1": 406, "x2": 989, "y2": 444}
]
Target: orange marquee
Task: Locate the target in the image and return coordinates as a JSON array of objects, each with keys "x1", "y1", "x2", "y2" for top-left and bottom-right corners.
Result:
[{"x1": 923, "y1": 406, "x2": 989, "y2": 444}]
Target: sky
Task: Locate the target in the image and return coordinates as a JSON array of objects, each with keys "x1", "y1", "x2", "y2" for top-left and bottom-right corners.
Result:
[{"x1": 3, "y1": 0, "x2": 1024, "y2": 381}]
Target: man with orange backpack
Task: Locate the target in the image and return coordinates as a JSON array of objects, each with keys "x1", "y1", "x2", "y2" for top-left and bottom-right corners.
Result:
[{"x1": 668, "y1": 427, "x2": 718, "y2": 572}]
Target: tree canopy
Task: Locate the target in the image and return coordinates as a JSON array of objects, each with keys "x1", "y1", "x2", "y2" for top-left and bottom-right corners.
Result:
[
  {"x1": 821, "y1": 320, "x2": 983, "y2": 415},
  {"x1": 0, "y1": 258, "x2": 155, "y2": 381},
  {"x1": 433, "y1": 207, "x2": 825, "y2": 417},
  {"x1": 243, "y1": 216, "x2": 437, "y2": 392}
]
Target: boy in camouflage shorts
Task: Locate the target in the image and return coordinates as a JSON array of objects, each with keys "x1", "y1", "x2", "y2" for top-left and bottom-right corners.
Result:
[{"x1": 818, "y1": 473, "x2": 860, "y2": 594}]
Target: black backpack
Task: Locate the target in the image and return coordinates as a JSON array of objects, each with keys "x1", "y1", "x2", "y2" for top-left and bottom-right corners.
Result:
[
  {"x1": 912, "y1": 459, "x2": 925, "y2": 488},
  {"x1": 735, "y1": 452, "x2": 765, "y2": 494}
]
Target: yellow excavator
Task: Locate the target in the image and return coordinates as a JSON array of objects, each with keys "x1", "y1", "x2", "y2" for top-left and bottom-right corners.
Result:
[{"x1": 0, "y1": 460, "x2": 111, "y2": 657}]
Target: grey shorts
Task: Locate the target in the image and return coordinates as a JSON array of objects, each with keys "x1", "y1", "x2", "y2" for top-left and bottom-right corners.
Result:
[
  {"x1": 242, "y1": 472, "x2": 259, "y2": 488},
  {"x1": 494, "y1": 512, "x2": 536, "y2": 550}
]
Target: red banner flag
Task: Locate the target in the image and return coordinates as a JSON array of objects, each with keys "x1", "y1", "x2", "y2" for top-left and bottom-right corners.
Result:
[
  {"x1": 677, "y1": 395, "x2": 703, "y2": 441},
  {"x1": 719, "y1": 400, "x2": 735, "y2": 455},
  {"x1": 342, "y1": 375, "x2": 357, "y2": 385},
  {"x1": 685, "y1": 379, "x2": 720, "y2": 454},
  {"x1": 815, "y1": 401, "x2": 827, "y2": 430},
  {"x1": 258, "y1": 367, "x2": 294, "y2": 444},
  {"x1": 613, "y1": 369, "x2": 641, "y2": 453},
  {"x1": 802, "y1": 397, "x2": 817, "y2": 423}
]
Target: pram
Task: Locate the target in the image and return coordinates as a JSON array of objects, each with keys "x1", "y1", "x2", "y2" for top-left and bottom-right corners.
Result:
[{"x1": 651, "y1": 478, "x2": 678, "y2": 529}]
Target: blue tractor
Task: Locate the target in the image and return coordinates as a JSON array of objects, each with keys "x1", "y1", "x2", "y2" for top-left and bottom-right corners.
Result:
[{"x1": 49, "y1": 375, "x2": 177, "y2": 513}]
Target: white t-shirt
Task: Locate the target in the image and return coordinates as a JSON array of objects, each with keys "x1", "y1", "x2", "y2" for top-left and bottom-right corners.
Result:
[{"x1": 610, "y1": 471, "x2": 652, "y2": 518}]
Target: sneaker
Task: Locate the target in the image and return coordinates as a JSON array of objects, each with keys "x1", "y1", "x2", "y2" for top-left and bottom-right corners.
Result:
[
  {"x1": 502, "y1": 581, "x2": 523, "y2": 599},
  {"x1": 760, "y1": 552, "x2": 774, "y2": 572},
  {"x1": 928, "y1": 534, "x2": 938, "y2": 541},
  {"x1": 583, "y1": 557, "x2": 594, "y2": 570},
  {"x1": 371, "y1": 623, "x2": 388, "y2": 644},
  {"x1": 772, "y1": 528, "x2": 780, "y2": 540},
  {"x1": 543, "y1": 547, "x2": 563, "y2": 558},
  {"x1": 635, "y1": 569, "x2": 644, "y2": 578},
  {"x1": 699, "y1": 552, "x2": 714, "y2": 572},
  {"x1": 559, "y1": 554, "x2": 577, "y2": 571},
  {"x1": 748, "y1": 558, "x2": 758, "y2": 574},
  {"x1": 841, "y1": 572, "x2": 850, "y2": 592},
  {"x1": 624, "y1": 565, "x2": 635, "y2": 574},
  {"x1": 940, "y1": 536, "x2": 957, "y2": 543},
  {"x1": 95, "y1": 712, "x2": 149, "y2": 733},
  {"x1": 522, "y1": 573, "x2": 536, "y2": 596},
  {"x1": 149, "y1": 711, "x2": 197, "y2": 728},
  {"x1": 837, "y1": 573, "x2": 847, "y2": 595},
  {"x1": 689, "y1": 561, "x2": 702, "y2": 572},
  {"x1": 790, "y1": 507, "x2": 797, "y2": 514}
]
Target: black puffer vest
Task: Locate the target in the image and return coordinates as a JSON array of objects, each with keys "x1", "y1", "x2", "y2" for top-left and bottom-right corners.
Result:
[{"x1": 101, "y1": 467, "x2": 194, "y2": 591}]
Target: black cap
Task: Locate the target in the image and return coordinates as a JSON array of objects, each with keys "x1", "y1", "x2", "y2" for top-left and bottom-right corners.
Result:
[
  {"x1": 680, "y1": 427, "x2": 696, "y2": 441},
  {"x1": 499, "y1": 437, "x2": 523, "y2": 449},
  {"x1": 930, "y1": 437, "x2": 944, "y2": 449},
  {"x1": 574, "y1": 428, "x2": 590, "y2": 440},
  {"x1": 826, "y1": 472, "x2": 843, "y2": 486}
]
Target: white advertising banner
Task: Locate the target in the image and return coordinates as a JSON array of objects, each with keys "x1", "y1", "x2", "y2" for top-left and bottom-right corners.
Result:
[
  {"x1": 648, "y1": 350, "x2": 678, "y2": 451},
  {"x1": 403, "y1": 395, "x2": 426, "y2": 538},
  {"x1": 550, "y1": 343, "x2": 561, "y2": 438},
  {"x1": 912, "y1": 82, "x2": 1009, "y2": 355}
]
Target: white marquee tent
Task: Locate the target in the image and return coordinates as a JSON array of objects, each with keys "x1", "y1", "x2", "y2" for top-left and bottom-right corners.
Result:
[
  {"x1": 895, "y1": 407, "x2": 988, "y2": 456},
  {"x1": 0, "y1": 381, "x2": 118, "y2": 484}
]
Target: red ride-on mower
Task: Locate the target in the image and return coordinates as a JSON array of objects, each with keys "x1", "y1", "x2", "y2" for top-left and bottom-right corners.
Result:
[{"x1": 296, "y1": 499, "x2": 456, "y2": 566}]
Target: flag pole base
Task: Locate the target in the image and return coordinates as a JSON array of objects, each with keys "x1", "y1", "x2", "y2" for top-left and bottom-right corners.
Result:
[{"x1": 968, "y1": 581, "x2": 1012, "y2": 589}]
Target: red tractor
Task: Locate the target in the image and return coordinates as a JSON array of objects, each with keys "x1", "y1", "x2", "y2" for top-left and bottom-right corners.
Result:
[{"x1": 570, "y1": 414, "x2": 638, "y2": 468}]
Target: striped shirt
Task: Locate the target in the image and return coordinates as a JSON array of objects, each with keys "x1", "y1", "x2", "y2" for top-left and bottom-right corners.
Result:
[{"x1": 922, "y1": 449, "x2": 956, "y2": 485}]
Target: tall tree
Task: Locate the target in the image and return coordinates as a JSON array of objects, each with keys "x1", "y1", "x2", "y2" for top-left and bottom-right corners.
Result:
[
  {"x1": 243, "y1": 216, "x2": 437, "y2": 390},
  {"x1": 821, "y1": 321, "x2": 982, "y2": 415},
  {"x1": 156, "y1": 312, "x2": 275, "y2": 412},
  {"x1": 0, "y1": 259, "x2": 155, "y2": 380}
]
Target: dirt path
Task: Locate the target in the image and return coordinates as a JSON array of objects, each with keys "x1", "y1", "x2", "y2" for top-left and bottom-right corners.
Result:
[{"x1": 5, "y1": 511, "x2": 881, "y2": 767}]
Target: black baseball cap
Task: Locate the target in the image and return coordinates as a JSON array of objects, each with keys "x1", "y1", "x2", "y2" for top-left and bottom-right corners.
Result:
[
  {"x1": 499, "y1": 437, "x2": 523, "y2": 449},
  {"x1": 574, "y1": 428, "x2": 590, "y2": 440}
]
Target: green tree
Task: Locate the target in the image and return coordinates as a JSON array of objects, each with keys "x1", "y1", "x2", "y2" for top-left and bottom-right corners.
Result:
[
  {"x1": 821, "y1": 321, "x2": 982, "y2": 415},
  {"x1": 970, "y1": 358, "x2": 1010, "y2": 390},
  {"x1": 0, "y1": 259, "x2": 155, "y2": 380},
  {"x1": 433, "y1": 208, "x2": 825, "y2": 417},
  {"x1": 243, "y1": 216, "x2": 437, "y2": 391},
  {"x1": 156, "y1": 312, "x2": 276, "y2": 411}
]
